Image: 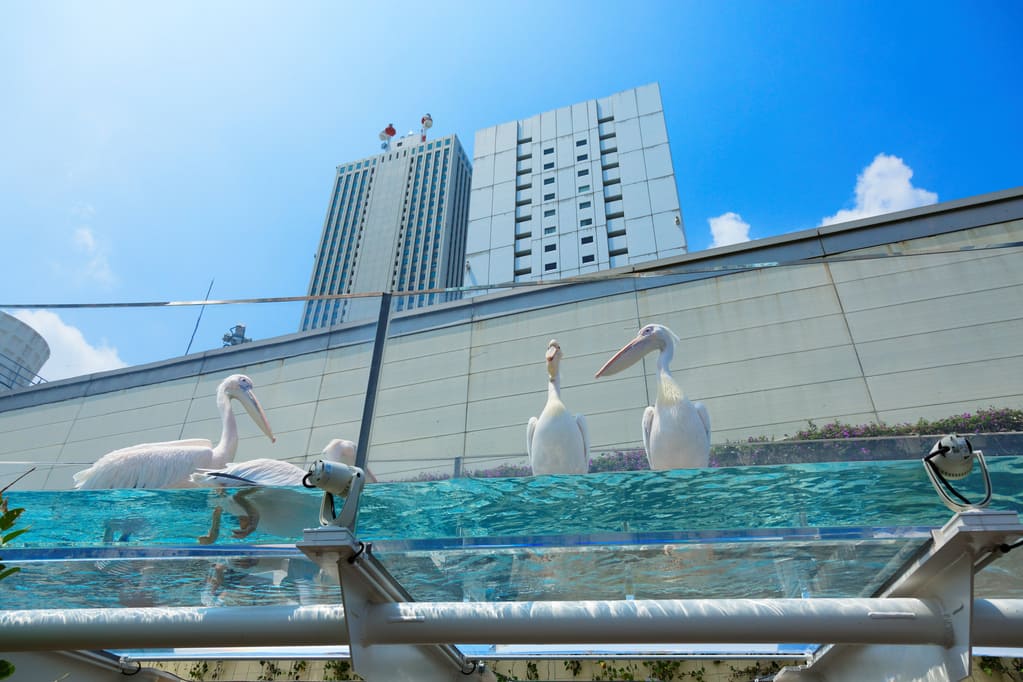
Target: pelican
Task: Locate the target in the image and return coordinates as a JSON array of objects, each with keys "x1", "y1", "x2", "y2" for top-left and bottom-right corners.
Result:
[
  {"x1": 73, "y1": 374, "x2": 276, "y2": 489},
  {"x1": 191, "y1": 438, "x2": 374, "y2": 541},
  {"x1": 526, "y1": 339, "x2": 590, "y2": 475},
  {"x1": 595, "y1": 324, "x2": 711, "y2": 470}
]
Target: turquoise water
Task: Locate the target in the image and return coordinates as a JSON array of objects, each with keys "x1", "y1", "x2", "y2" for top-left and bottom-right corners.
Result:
[{"x1": 3, "y1": 457, "x2": 1021, "y2": 610}]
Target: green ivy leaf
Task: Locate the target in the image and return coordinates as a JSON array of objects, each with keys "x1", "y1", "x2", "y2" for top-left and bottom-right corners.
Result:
[{"x1": 0, "y1": 659, "x2": 15, "y2": 679}]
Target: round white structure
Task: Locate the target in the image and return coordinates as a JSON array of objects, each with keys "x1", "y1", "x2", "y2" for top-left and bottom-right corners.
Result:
[{"x1": 0, "y1": 311, "x2": 50, "y2": 390}]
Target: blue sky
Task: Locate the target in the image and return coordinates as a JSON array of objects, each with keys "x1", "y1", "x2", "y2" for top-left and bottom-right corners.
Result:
[{"x1": 1, "y1": 0, "x2": 1021, "y2": 381}]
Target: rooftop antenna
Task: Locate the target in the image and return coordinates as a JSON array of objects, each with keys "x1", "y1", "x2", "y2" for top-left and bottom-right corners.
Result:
[
  {"x1": 379, "y1": 122, "x2": 396, "y2": 151},
  {"x1": 420, "y1": 113, "x2": 433, "y2": 142}
]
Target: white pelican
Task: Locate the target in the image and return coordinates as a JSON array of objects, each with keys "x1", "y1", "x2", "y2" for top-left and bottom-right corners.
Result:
[
  {"x1": 73, "y1": 374, "x2": 276, "y2": 489},
  {"x1": 526, "y1": 339, "x2": 590, "y2": 475},
  {"x1": 595, "y1": 324, "x2": 711, "y2": 470},
  {"x1": 191, "y1": 438, "x2": 374, "y2": 541}
]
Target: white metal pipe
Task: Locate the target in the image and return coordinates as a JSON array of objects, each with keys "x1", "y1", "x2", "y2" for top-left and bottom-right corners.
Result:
[
  {"x1": 3, "y1": 598, "x2": 1022, "y2": 652},
  {"x1": 0, "y1": 605, "x2": 347, "y2": 651},
  {"x1": 973, "y1": 598, "x2": 1023, "y2": 647},
  {"x1": 364, "y1": 598, "x2": 951, "y2": 646}
]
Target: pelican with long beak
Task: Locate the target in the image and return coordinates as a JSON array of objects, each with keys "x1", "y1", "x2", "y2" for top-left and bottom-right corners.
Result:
[
  {"x1": 526, "y1": 339, "x2": 590, "y2": 475},
  {"x1": 73, "y1": 374, "x2": 276, "y2": 489},
  {"x1": 595, "y1": 324, "x2": 710, "y2": 470}
]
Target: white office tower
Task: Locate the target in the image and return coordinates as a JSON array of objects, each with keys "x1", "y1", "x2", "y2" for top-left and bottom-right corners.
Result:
[
  {"x1": 301, "y1": 132, "x2": 473, "y2": 330},
  {"x1": 465, "y1": 83, "x2": 685, "y2": 289}
]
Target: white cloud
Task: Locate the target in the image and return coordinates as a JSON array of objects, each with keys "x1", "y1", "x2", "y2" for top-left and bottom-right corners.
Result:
[
  {"x1": 708, "y1": 211, "x2": 752, "y2": 247},
  {"x1": 11, "y1": 310, "x2": 127, "y2": 381},
  {"x1": 821, "y1": 153, "x2": 938, "y2": 226},
  {"x1": 73, "y1": 226, "x2": 117, "y2": 287}
]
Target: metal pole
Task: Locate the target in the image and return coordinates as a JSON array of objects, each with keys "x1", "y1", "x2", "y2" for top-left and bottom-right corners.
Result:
[
  {"x1": 356, "y1": 293, "x2": 392, "y2": 471},
  {"x1": 12, "y1": 598, "x2": 1022, "y2": 651}
]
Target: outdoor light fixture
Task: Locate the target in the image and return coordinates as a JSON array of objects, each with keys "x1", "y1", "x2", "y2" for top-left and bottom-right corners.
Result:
[
  {"x1": 923, "y1": 434, "x2": 992, "y2": 513},
  {"x1": 303, "y1": 459, "x2": 367, "y2": 530}
]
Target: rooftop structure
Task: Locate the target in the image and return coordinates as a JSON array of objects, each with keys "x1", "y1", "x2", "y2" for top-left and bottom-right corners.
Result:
[{"x1": 0, "y1": 311, "x2": 49, "y2": 391}]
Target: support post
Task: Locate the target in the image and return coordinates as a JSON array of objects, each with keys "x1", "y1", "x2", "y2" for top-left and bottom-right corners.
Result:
[
  {"x1": 356, "y1": 293, "x2": 392, "y2": 472},
  {"x1": 298, "y1": 526, "x2": 495, "y2": 682},
  {"x1": 776, "y1": 510, "x2": 1023, "y2": 682}
]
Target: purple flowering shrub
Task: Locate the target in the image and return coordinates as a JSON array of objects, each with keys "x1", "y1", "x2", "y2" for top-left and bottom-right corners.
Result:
[
  {"x1": 794, "y1": 407, "x2": 1023, "y2": 440},
  {"x1": 588, "y1": 449, "x2": 649, "y2": 473}
]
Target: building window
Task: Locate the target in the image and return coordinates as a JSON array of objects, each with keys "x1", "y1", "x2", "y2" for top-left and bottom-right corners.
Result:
[
  {"x1": 543, "y1": 147, "x2": 554, "y2": 155},
  {"x1": 544, "y1": 262, "x2": 557, "y2": 271},
  {"x1": 576, "y1": 139, "x2": 586, "y2": 147},
  {"x1": 543, "y1": 193, "x2": 555, "y2": 201},
  {"x1": 581, "y1": 235, "x2": 594, "y2": 244},
  {"x1": 543, "y1": 209, "x2": 555, "y2": 217},
  {"x1": 577, "y1": 169, "x2": 589, "y2": 177},
  {"x1": 543, "y1": 177, "x2": 555, "y2": 185},
  {"x1": 543, "y1": 226, "x2": 556, "y2": 235},
  {"x1": 579, "y1": 201, "x2": 591, "y2": 209},
  {"x1": 543, "y1": 162, "x2": 554, "y2": 170},
  {"x1": 578, "y1": 184, "x2": 590, "y2": 192},
  {"x1": 577, "y1": 154, "x2": 588, "y2": 162},
  {"x1": 544, "y1": 243, "x2": 556, "y2": 252},
  {"x1": 580, "y1": 218, "x2": 593, "y2": 227},
  {"x1": 582, "y1": 254, "x2": 595, "y2": 263}
]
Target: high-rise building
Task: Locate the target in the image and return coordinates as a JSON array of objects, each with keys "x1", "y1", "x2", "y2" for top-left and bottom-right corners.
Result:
[
  {"x1": 464, "y1": 83, "x2": 685, "y2": 289},
  {"x1": 301, "y1": 132, "x2": 473, "y2": 330}
]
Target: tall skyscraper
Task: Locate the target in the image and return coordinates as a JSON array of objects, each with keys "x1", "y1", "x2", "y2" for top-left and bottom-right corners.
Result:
[
  {"x1": 301, "y1": 132, "x2": 473, "y2": 330},
  {"x1": 464, "y1": 83, "x2": 685, "y2": 289}
]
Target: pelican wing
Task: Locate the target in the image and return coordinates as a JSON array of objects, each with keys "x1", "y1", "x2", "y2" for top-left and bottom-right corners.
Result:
[
  {"x1": 526, "y1": 416, "x2": 538, "y2": 462},
  {"x1": 694, "y1": 401, "x2": 711, "y2": 443},
  {"x1": 575, "y1": 413, "x2": 590, "y2": 471},
  {"x1": 192, "y1": 458, "x2": 305, "y2": 488},
  {"x1": 74, "y1": 444, "x2": 214, "y2": 489},
  {"x1": 641, "y1": 406, "x2": 655, "y2": 466},
  {"x1": 102, "y1": 438, "x2": 213, "y2": 458}
]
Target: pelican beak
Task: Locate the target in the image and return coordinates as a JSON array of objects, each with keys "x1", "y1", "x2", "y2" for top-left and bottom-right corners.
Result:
[
  {"x1": 595, "y1": 332, "x2": 657, "y2": 378},
  {"x1": 239, "y1": 387, "x2": 276, "y2": 443}
]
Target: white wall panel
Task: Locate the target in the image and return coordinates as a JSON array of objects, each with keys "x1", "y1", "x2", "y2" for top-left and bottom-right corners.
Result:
[
  {"x1": 493, "y1": 149, "x2": 516, "y2": 182},
  {"x1": 466, "y1": 217, "x2": 492, "y2": 254},
  {"x1": 622, "y1": 182, "x2": 652, "y2": 217},
  {"x1": 556, "y1": 106, "x2": 573, "y2": 137},
  {"x1": 472, "y1": 154, "x2": 495, "y2": 188},
  {"x1": 648, "y1": 175, "x2": 679, "y2": 213},
  {"x1": 474, "y1": 126, "x2": 496, "y2": 159},
  {"x1": 494, "y1": 121, "x2": 517, "y2": 152},
  {"x1": 618, "y1": 150, "x2": 647, "y2": 183},
  {"x1": 615, "y1": 118, "x2": 642, "y2": 153},
  {"x1": 492, "y1": 181, "x2": 515, "y2": 216},
  {"x1": 611, "y1": 88, "x2": 638, "y2": 120},
  {"x1": 639, "y1": 113, "x2": 669, "y2": 147},
  {"x1": 635, "y1": 82, "x2": 662, "y2": 115},
  {"x1": 625, "y1": 216, "x2": 656, "y2": 257},
  {"x1": 644, "y1": 144, "x2": 674, "y2": 181},
  {"x1": 468, "y1": 187, "x2": 493, "y2": 221}
]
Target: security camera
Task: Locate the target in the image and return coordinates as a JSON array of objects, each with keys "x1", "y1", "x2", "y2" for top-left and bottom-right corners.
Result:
[
  {"x1": 923, "y1": 434, "x2": 991, "y2": 512},
  {"x1": 304, "y1": 460, "x2": 360, "y2": 495},
  {"x1": 927, "y1": 435, "x2": 974, "y2": 479},
  {"x1": 304, "y1": 460, "x2": 368, "y2": 530}
]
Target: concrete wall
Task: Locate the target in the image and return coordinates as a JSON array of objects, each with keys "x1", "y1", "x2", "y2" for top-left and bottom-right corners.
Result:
[{"x1": 2, "y1": 189, "x2": 1022, "y2": 489}]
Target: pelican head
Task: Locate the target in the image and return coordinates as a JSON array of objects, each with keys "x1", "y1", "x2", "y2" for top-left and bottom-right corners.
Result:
[
  {"x1": 323, "y1": 438, "x2": 357, "y2": 466},
  {"x1": 594, "y1": 324, "x2": 679, "y2": 378},
  {"x1": 221, "y1": 374, "x2": 276, "y2": 442},
  {"x1": 545, "y1": 339, "x2": 563, "y2": 380}
]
